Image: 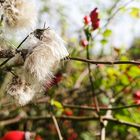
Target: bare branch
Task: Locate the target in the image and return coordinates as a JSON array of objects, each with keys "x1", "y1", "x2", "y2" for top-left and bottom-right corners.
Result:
[
  {"x1": 69, "y1": 57, "x2": 140, "y2": 65},
  {"x1": 0, "y1": 50, "x2": 140, "y2": 66},
  {"x1": 1, "y1": 115, "x2": 140, "y2": 129},
  {"x1": 63, "y1": 104, "x2": 140, "y2": 111}
]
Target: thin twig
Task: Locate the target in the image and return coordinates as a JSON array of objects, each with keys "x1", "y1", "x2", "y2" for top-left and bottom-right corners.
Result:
[
  {"x1": 0, "y1": 57, "x2": 12, "y2": 67},
  {"x1": 51, "y1": 114, "x2": 63, "y2": 140},
  {"x1": 63, "y1": 104, "x2": 140, "y2": 111},
  {"x1": 69, "y1": 57, "x2": 140, "y2": 65},
  {"x1": 86, "y1": 51, "x2": 100, "y2": 113},
  {"x1": 104, "y1": 117, "x2": 140, "y2": 129},
  {"x1": 16, "y1": 34, "x2": 30, "y2": 50}
]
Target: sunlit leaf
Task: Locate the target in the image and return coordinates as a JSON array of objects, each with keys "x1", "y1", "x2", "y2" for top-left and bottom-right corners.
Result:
[
  {"x1": 101, "y1": 39, "x2": 108, "y2": 45},
  {"x1": 51, "y1": 99, "x2": 63, "y2": 109},
  {"x1": 130, "y1": 7, "x2": 140, "y2": 18},
  {"x1": 103, "y1": 29, "x2": 112, "y2": 38}
]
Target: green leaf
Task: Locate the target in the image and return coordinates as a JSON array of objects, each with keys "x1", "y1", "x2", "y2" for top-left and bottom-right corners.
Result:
[
  {"x1": 81, "y1": 132, "x2": 95, "y2": 140},
  {"x1": 103, "y1": 29, "x2": 112, "y2": 38},
  {"x1": 51, "y1": 99, "x2": 63, "y2": 109},
  {"x1": 130, "y1": 7, "x2": 140, "y2": 18},
  {"x1": 101, "y1": 39, "x2": 108, "y2": 45}
]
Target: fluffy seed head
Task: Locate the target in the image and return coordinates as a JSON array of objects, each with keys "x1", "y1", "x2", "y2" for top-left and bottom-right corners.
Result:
[
  {"x1": 34, "y1": 28, "x2": 69, "y2": 59},
  {"x1": 7, "y1": 77, "x2": 35, "y2": 106},
  {"x1": 24, "y1": 28, "x2": 69, "y2": 83},
  {"x1": 2, "y1": 0, "x2": 37, "y2": 31},
  {"x1": 24, "y1": 42, "x2": 57, "y2": 82}
]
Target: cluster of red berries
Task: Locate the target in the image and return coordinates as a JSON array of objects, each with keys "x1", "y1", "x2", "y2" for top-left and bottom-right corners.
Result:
[
  {"x1": 81, "y1": 8, "x2": 100, "y2": 48},
  {"x1": 0, "y1": 131, "x2": 42, "y2": 140},
  {"x1": 133, "y1": 90, "x2": 140, "y2": 104},
  {"x1": 84, "y1": 8, "x2": 100, "y2": 30}
]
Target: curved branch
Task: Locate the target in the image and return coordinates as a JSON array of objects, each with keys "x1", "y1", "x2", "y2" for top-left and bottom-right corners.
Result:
[
  {"x1": 0, "y1": 50, "x2": 140, "y2": 66},
  {"x1": 69, "y1": 57, "x2": 140, "y2": 65}
]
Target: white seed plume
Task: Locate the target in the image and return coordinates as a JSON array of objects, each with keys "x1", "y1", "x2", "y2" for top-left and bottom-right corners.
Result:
[
  {"x1": 40, "y1": 29, "x2": 69, "y2": 59},
  {"x1": 1, "y1": 0, "x2": 37, "y2": 31},
  {"x1": 7, "y1": 77, "x2": 35, "y2": 106},
  {"x1": 24, "y1": 28, "x2": 69, "y2": 83},
  {"x1": 7, "y1": 28, "x2": 69, "y2": 105}
]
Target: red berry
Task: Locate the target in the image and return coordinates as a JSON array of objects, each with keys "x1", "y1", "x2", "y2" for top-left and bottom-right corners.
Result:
[
  {"x1": 134, "y1": 99, "x2": 140, "y2": 104},
  {"x1": 81, "y1": 39, "x2": 88, "y2": 47},
  {"x1": 134, "y1": 91, "x2": 140, "y2": 99},
  {"x1": 71, "y1": 132, "x2": 78, "y2": 139},
  {"x1": 64, "y1": 108, "x2": 73, "y2": 116},
  {"x1": 3, "y1": 131, "x2": 25, "y2": 140},
  {"x1": 67, "y1": 132, "x2": 78, "y2": 140},
  {"x1": 92, "y1": 19, "x2": 100, "y2": 30},
  {"x1": 35, "y1": 135, "x2": 43, "y2": 140},
  {"x1": 90, "y1": 8, "x2": 100, "y2": 30},
  {"x1": 83, "y1": 15, "x2": 91, "y2": 25},
  {"x1": 90, "y1": 8, "x2": 98, "y2": 20},
  {"x1": 53, "y1": 73, "x2": 62, "y2": 85}
]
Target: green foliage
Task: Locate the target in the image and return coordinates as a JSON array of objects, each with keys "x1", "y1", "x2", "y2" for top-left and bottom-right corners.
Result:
[{"x1": 103, "y1": 29, "x2": 112, "y2": 38}]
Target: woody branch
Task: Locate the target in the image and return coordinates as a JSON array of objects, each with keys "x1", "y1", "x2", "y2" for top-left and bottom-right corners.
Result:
[{"x1": 0, "y1": 49, "x2": 140, "y2": 66}]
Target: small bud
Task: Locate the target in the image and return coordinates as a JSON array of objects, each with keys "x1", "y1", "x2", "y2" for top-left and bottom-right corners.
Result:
[
  {"x1": 83, "y1": 15, "x2": 91, "y2": 25},
  {"x1": 80, "y1": 39, "x2": 88, "y2": 47},
  {"x1": 134, "y1": 99, "x2": 140, "y2": 105},
  {"x1": 134, "y1": 91, "x2": 140, "y2": 99}
]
